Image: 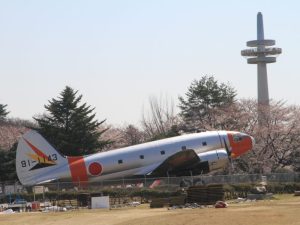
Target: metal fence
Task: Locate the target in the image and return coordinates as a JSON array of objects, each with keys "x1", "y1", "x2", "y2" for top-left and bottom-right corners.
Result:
[{"x1": 1, "y1": 173, "x2": 300, "y2": 197}]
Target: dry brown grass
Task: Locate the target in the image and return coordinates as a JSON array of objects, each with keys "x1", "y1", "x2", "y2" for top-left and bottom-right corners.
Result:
[{"x1": 1, "y1": 195, "x2": 300, "y2": 225}]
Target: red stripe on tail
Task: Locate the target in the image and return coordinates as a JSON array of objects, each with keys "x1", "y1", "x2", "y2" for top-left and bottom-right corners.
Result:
[{"x1": 67, "y1": 156, "x2": 88, "y2": 185}]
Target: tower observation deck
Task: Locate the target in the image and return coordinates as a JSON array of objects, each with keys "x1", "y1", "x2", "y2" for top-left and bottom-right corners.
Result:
[{"x1": 241, "y1": 12, "x2": 282, "y2": 105}]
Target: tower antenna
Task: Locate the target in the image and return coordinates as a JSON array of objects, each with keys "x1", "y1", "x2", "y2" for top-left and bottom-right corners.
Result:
[{"x1": 241, "y1": 12, "x2": 282, "y2": 123}]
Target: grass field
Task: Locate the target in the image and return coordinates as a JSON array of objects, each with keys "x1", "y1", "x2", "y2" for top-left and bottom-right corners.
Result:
[{"x1": 1, "y1": 195, "x2": 300, "y2": 225}]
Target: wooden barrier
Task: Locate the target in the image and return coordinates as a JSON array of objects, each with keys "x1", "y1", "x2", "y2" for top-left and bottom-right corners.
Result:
[
  {"x1": 150, "y1": 195, "x2": 186, "y2": 208},
  {"x1": 187, "y1": 185, "x2": 224, "y2": 205}
]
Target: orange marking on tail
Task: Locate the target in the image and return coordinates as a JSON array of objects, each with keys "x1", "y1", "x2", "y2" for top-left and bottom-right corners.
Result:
[{"x1": 24, "y1": 138, "x2": 53, "y2": 162}]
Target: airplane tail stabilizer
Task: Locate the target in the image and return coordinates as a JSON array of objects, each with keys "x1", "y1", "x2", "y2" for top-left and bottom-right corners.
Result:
[{"x1": 16, "y1": 130, "x2": 68, "y2": 186}]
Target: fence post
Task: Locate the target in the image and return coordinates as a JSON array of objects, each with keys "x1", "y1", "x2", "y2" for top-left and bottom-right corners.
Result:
[
  {"x1": 167, "y1": 172, "x2": 170, "y2": 190},
  {"x1": 43, "y1": 186, "x2": 45, "y2": 202},
  {"x1": 0, "y1": 182, "x2": 2, "y2": 197},
  {"x1": 189, "y1": 171, "x2": 193, "y2": 185},
  {"x1": 56, "y1": 180, "x2": 59, "y2": 192},
  {"x1": 33, "y1": 186, "x2": 35, "y2": 202}
]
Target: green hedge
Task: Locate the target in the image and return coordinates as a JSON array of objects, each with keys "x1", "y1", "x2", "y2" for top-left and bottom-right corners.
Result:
[
  {"x1": 2, "y1": 183, "x2": 300, "y2": 203},
  {"x1": 266, "y1": 183, "x2": 300, "y2": 194},
  {"x1": 1, "y1": 188, "x2": 183, "y2": 202}
]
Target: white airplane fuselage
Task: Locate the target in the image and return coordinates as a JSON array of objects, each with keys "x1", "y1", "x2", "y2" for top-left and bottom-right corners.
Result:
[
  {"x1": 16, "y1": 130, "x2": 254, "y2": 186},
  {"x1": 83, "y1": 131, "x2": 227, "y2": 182}
]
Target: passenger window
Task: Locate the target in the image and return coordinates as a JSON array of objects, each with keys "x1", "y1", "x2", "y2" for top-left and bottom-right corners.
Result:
[
  {"x1": 160, "y1": 150, "x2": 165, "y2": 155},
  {"x1": 140, "y1": 155, "x2": 144, "y2": 159},
  {"x1": 118, "y1": 159, "x2": 123, "y2": 164},
  {"x1": 202, "y1": 142, "x2": 207, "y2": 146}
]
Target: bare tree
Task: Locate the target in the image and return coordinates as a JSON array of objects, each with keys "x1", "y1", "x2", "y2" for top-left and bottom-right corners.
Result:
[
  {"x1": 231, "y1": 100, "x2": 300, "y2": 173},
  {"x1": 142, "y1": 95, "x2": 180, "y2": 140},
  {"x1": 98, "y1": 125, "x2": 123, "y2": 151},
  {"x1": 0, "y1": 121, "x2": 29, "y2": 150},
  {"x1": 120, "y1": 124, "x2": 144, "y2": 146},
  {"x1": 100, "y1": 124, "x2": 144, "y2": 150}
]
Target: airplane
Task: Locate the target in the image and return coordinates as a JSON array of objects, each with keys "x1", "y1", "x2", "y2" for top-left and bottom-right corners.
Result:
[{"x1": 16, "y1": 130, "x2": 254, "y2": 186}]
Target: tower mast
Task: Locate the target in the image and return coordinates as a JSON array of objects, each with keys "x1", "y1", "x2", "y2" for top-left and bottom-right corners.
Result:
[{"x1": 241, "y1": 12, "x2": 282, "y2": 122}]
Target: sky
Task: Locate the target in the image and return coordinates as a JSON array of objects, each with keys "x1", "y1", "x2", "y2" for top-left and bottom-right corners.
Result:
[{"x1": 0, "y1": 0, "x2": 299, "y2": 126}]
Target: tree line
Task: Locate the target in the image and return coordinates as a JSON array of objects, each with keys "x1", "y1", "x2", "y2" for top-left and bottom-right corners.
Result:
[{"x1": 1, "y1": 75, "x2": 300, "y2": 182}]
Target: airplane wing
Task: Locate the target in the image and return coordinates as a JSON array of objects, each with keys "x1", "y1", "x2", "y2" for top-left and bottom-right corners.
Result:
[
  {"x1": 149, "y1": 149, "x2": 203, "y2": 177},
  {"x1": 139, "y1": 148, "x2": 229, "y2": 177},
  {"x1": 133, "y1": 162, "x2": 162, "y2": 176},
  {"x1": 36, "y1": 178, "x2": 58, "y2": 184}
]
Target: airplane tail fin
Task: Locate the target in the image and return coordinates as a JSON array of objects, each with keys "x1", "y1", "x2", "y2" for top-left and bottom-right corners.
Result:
[{"x1": 16, "y1": 130, "x2": 68, "y2": 186}]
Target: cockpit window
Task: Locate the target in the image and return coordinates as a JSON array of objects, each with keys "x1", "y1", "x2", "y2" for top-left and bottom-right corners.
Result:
[{"x1": 233, "y1": 134, "x2": 243, "y2": 142}]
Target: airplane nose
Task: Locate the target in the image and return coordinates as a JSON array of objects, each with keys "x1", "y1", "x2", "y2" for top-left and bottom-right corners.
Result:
[{"x1": 227, "y1": 132, "x2": 254, "y2": 158}]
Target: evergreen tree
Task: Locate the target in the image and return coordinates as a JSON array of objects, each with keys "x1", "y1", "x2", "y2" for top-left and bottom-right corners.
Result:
[
  {"x1": 0, "y1": 143, "x2": 18, "y2": 182},
  {"x1": 0, "y1": 104, "x2": 9, "y2": 121},
  {"x1": 34, "y1": 86, "x2": 110, "y2": 156},
  {"x1": 179, "y1": 76, "x2": 236, "y2": 131}
]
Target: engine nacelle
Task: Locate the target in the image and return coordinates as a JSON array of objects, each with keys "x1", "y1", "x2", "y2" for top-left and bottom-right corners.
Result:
[{"x1": 198, "y1": 150, "x2": 229, "y2": 172}]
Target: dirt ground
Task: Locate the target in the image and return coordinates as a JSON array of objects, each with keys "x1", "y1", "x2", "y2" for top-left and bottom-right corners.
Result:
[{"x1": 1, "y1": 195, "x2": 300, "y2": 225}]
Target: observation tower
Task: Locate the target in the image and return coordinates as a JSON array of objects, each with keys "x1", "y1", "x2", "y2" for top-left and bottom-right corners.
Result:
[{"x1": 241, "y1": 12, "x2": 282, "y2": 106}]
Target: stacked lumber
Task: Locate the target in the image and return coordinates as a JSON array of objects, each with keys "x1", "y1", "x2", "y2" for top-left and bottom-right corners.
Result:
[
  {"x1": 187, "y1": 185, "x2": 224, "y2": 205},
  {"x1": 77, "y1": 193, "x2": 90, "y2": 207},
  {"x1": 150, "y1": 195, "x2": 186, "y2": 208}
]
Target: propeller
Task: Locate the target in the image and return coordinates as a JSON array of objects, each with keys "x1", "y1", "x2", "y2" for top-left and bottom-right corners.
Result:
[{"x1": 223, "y1": 138, "x2": 234, "y2": 172}]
